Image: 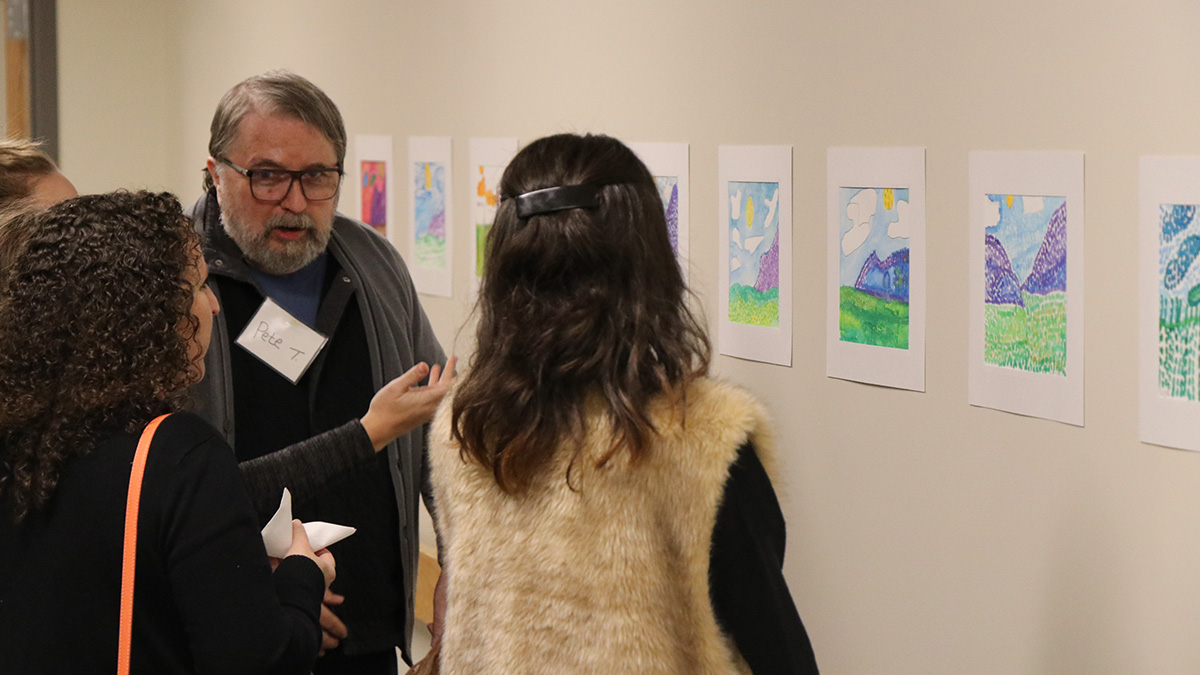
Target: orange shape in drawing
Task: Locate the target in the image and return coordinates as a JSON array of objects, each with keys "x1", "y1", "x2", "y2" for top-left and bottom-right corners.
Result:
[{"x1": 477, "y1": 166, "x2": 498, "y2": 207}]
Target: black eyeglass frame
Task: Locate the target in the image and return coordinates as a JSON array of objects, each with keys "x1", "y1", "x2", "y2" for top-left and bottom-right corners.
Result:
[{"x1": 218, "y1": 157, "x2": 344, "y2": 203}]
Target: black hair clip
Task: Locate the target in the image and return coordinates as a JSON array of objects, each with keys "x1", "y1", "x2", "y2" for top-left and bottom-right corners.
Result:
[{"x1": 511, "y1": 184, "x2": 604, "y2": 218}]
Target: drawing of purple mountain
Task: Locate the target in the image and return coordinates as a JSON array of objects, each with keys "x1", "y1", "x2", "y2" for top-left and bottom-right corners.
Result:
[
  {"x1": 854, "y1": 248, "x2": 909, "y2": 303},
  {"x1": 428, "y1": 211, "x2": 445, "y2": 240},
  {"x1": 1021, "y1": 202, "x2": 1067, "y2": 295},
  {"x1": 665, "y1": 183, "x2": 679, "y2": 252},
  {"x1": 985, "y1": 234, "x2": 1025, "y2": 306},
  {"x1": 754, "y1": 230, "x2": 779, "y2": 293}
]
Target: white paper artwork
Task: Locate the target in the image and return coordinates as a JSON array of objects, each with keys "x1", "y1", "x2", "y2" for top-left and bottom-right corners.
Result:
[
  {"x1": 826, "y1": 148, "x2": 926, "y2": 391},
  {"x1": 408, "y1": 136, "x2": 453, "y2": 297},
  {"x1": 261, "y1": 488, "x2": 356, "y2": 558},
  {"x1": 968, "y1": 151, "x2": 1084, "y2": 426},
  {"x1": 468, "y1": 138, "x2": 518, "y2": 297},
  {"x1": 1137, "y1": 156, "x2": 1200, "y2": 451},
  {"x1": 717, "y1": 145, "x2": 792, "y2": 367},
  {"x1": 354, "y1": 134, "x2": 393, "y2": 242},
  {"x1": 629, "y1": 142, "x2": 690, "y2": 282}
]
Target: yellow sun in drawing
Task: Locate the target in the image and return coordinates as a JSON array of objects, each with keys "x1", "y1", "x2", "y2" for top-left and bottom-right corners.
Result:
[
  {"x1": 1006, "y1": 195, "x2": 1014, "y2": 208},
  {"x1": 883, "y1": 188, "x2": 894, "y2": 210},
  {"x1": 424, "y1": 163, "x2": 432, "y2": 190}
]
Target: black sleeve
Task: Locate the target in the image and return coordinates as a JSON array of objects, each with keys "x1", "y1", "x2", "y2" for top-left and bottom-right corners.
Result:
[
  {"x1": 238, "y1": 420, "x2": 376, "y2": 523},
  {"x1": 151, "y1": 413, "x2": 324, "y2": 675},
  {"x1": 710, "y1": 442, "x2": 819, "y2": 675}
]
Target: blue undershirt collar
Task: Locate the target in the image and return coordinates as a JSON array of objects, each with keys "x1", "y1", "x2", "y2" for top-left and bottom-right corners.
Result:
[{"x1": 247, "y1": 253, "x2": 329, "y2": 328}]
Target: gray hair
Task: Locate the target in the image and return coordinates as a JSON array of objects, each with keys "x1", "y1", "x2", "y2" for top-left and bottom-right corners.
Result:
[{"x1": 202, "y1": 70, "x2": 347, "y2": 192}]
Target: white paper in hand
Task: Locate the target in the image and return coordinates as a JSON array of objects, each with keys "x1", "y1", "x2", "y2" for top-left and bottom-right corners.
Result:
[{"x1": 261, "y1": 488, "x2": 356, "y2": 558}]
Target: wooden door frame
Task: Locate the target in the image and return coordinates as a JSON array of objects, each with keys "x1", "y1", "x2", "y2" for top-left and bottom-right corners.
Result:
[{"x1": 5, "y1": 0, "x2": 58, "y2": 162}]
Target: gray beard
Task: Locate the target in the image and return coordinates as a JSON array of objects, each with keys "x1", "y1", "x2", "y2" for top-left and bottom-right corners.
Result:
[{"x1": 222, "y1": 211, "x2": 331, "y2": 275}]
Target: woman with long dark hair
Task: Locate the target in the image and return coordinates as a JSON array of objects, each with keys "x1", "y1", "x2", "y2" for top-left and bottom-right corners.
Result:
[
  {"x1": 0, "y1": 191, "x2": 333, "y2": 673},
  {"x1": 429, "y1": 134, "x2": 818, "y2": 673}
]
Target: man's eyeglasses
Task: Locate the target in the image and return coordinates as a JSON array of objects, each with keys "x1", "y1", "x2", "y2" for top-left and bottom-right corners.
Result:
[{"x1": 219, "y1": 157, "x2": 343, "y2": 203}]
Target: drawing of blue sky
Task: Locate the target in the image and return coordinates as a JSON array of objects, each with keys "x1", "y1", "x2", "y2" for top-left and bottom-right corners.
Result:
[
  {"x1": 1160, "y1": 204, "x2": 1200, "y2": 298},
  {"x1": 728, "y1": 181, "x2": 778, "y2": 287},
  {"x1": 838, "y1": 187, "x2": 910, "y2": 287},
  {"x1": 654, "y1": 175, "x2": 677, "y2": 204},
  {"x1": 413, "y1": 162, "x2": 446, "y2": 239}
]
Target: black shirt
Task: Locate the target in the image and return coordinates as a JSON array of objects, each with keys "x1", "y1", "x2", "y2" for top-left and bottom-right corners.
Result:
[{"x1": 0, "y1": 413, "x2": 324, "y2": 674}]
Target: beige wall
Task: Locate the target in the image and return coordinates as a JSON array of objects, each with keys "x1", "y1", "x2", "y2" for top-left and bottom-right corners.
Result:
[
  {"x1": 57, "y1": 0, "x2": 180, "y2": 192},
  {"x1": 56, "y1": 1, "x2": 1200, "y2": 672}
]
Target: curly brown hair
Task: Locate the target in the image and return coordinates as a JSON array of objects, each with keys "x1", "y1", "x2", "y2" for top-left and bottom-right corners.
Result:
[
  {"x1": 0, "y1": 191, "x2": 200, "y2": 521},
  {"x1": 451, "y1": 134, "x2": 711, "y2": 493}
]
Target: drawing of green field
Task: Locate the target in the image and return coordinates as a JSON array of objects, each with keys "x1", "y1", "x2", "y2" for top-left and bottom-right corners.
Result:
[
  {"x1": 414, "y1": 234, "x2": 446, "y2": 269},
  {"x1": 729, "y1": 284, "x2": 779, "y2": 327},
  {"x1": 840, "y1": 286, "x2": 908, "y2": 349},
  {"x1": 1160, "y1": 297, "x2": 1200, "y2": 400},
  {"x1": 984, "y1": 291, "x2": 1066, "y2": 373},
  {"x1": 475, "y1": 224, "x2": 491, "y2": 277}
]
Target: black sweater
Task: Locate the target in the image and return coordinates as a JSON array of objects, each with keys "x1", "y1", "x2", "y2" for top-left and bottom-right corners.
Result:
[
  {"x1": 711, "y1": 443, "x2": 820, "y2": 674},
  {"x1": 0, "y1": 412, "x2": 324, "y2": 674}
]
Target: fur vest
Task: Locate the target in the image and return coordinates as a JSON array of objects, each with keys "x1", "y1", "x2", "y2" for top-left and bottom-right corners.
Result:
[{"x1": 430, "y1": 378, "x2": 777, "y2": 674}]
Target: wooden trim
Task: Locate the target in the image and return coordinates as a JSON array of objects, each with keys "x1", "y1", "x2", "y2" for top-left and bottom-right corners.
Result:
[
  {"x1": 4, "y1": 0, "x2": 30, "y2": 138},
  {"x1": 414, "y1": 543, "x2": 441, "y2": 625}
]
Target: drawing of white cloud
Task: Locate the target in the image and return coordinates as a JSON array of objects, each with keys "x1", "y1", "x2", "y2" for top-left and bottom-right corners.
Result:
[
  {"x1": 732, "y1": 227, "x2": 742, "y2": 248},
  {"x1": 986, "y1": 198, "x2": 1001, "y2": 227},
  {"x1": 745, "y1": 235, "x2": 764, "y2": 252},
  {"x1": 730, "y1": 257, "x2": 742, "y2": 272},
  {"x1": 1024, "y1": 196, "x2": 1044, "y2": 214},
  {"x1": 841, "y1": 189, "x2": 875, "y2": 255},
  {"x1": 730, "y1": 188, "x2": 743, "y2": 220},
  {"x1": 764, "y1": 189, "x2": 779, "y2": 229},
  {"x1": 888, "y1": 199, "x2": 911, "y2": 239}
]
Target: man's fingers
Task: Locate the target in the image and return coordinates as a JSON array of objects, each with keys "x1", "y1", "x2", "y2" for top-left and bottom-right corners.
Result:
[
  {"x1": 321, "y1": 630, "x2": 340, "y2": 653},
  {"x1": 320, "y1": 603, "x2": 349, "y2": 639}
]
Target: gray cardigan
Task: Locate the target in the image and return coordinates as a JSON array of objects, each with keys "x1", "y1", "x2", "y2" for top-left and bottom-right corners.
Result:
[{"x1": 187, "y1": 191, "x2": 446, "y2": 654}]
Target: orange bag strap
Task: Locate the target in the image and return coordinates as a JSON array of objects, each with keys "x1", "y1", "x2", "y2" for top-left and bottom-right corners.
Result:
[{"x1": 117, "y1": 413, "x2": 170, "y2": 675}]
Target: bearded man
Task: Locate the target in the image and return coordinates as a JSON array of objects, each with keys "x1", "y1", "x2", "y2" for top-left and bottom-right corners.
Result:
[{"x1": 189, "y1": 71, "x2": 450, "y2": 675}]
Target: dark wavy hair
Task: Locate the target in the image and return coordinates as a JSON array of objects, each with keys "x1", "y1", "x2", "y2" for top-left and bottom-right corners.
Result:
[
  {"x1": 451, "y1": 134, "x2": 711, "y2": 493},
  {"x1": 0, "y1": 191, "x2": 200, "y2": 521}
]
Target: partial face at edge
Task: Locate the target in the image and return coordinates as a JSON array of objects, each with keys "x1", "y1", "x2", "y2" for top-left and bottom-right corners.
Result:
[
  {"x1": 182, "y1": 247, "x2": 220, "y2": 379},
  {"x1": 30, "y1": 171, "x2": 78, "y2": 206}
]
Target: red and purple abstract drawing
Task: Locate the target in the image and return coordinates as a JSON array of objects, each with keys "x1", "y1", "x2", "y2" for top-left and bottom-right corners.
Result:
[{"x1": 361, "y1": 160, "x2": 387, "y2": 235}]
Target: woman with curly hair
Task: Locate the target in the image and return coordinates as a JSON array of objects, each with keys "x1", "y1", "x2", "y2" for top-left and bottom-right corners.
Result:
[
  {"x1": 428, "y1": 134, "x2": 818, "y2": 674},
  {"x1": 0, "y1": 191, "x2": 334, "y2": 673}
]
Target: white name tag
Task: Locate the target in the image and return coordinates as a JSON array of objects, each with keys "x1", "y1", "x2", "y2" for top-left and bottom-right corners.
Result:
[{"x1": 235, "y1": 298, "x2": 329, "y2": 384}]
